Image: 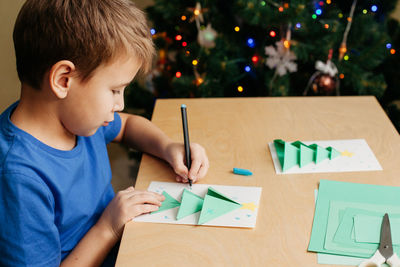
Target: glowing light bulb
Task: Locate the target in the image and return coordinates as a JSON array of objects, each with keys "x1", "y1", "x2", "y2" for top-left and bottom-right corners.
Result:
[
  {"x1": 316, "y1": 9, "x2": 322, "y2": 15},
  {"x1": 247, "y1": 38, "x2": 255, "y2": 48},
  {"x1": 283, "y1": 40, "x2": 290, "y2": 48},
  {"x1": 194, "y1": 9, "x2": 200, "y2": 16},
  {"x1": 386, "y1": 43, "x2": 392, "y2": 49},
  {"x1": 339, "y1": 73, "x2": 344, "y2": 79},
  {"x1": 295, "y1": 23, "x2": 301, "y2": 29},
  {"x1": 278, "y1": 6, "x2": 284, "y2": 12},
  {"x1": 181, "y1": 15, "x2": 187, "y2": 21},
  {"x1": 237, "y1": 86, "x2": 244, "y2": 92},
  {"x1": 150, "y1": 28, "x2": 156, "y2": 35},
  {"x1": 269, "y1": 30, "x2": 276, "y2": 37},
  {"x1": 371, "y1": 5, "x2": 377, "y2": 12},
  {"x1": 244, "y1": 66, "x2": 251, "y2": 72},
  {"x1": 175, "y1": 35, "x2": 182, "y2": 41},
  {"x1": 312, "y1": 14, "x2": 317, "y2": 19},
  {"x1": 344, "y1": 55, "x2": 349, "y2": 61},
  {"x1": 251, "y1": 56, "x2": 259, "y2": 63},
  {"x1": 192, "y1": 59, "x2": 198, "y2": 66},
  {"x1": 390, "y1": 49, "x2": 396, "y2": 55},
  {"x1": 175, "y1": 72, "x2": 182, "y2": 78},
  {"x1": 363, "y1": 9, "x2": 367, "y2": 14},
  {"x1": 234, "y1": 26, "x2": 240, "y2": 32},
  {"x1": 182, "y1": 42, "x2": 187, "y2": 47}
]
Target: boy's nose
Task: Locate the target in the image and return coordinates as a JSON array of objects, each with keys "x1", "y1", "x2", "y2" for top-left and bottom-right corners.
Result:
[{"x1": 114, "y1": 97, "x2": 124, "y2": 112}]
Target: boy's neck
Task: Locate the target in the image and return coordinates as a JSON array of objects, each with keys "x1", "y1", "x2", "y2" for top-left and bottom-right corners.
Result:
[{"x1": 10, "y1": 84, "x2": 77, "y2": 151}]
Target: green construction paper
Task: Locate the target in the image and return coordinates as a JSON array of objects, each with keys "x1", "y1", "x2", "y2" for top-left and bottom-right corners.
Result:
[
  {"x1": 152, "y1": 191, "x2": 181, "y2": 214},
  {"x1": 326, "y1": 203, "x2": 400, "y2": 258},
  {"x1": 198, "y1": 194, "x2": 242, "y2": 225},
  {"x1": 327, "y1": 146, "x2": 341, "y2": 160},
  {"x1": 315, "y1": 190, "x2": 368, "y2": 265},
  {"x1": 309, "y1": 144, "x2": 329, "y2": 163},
  {"x1": 274, "y1": 139, "x2": 299, "y2": 171},
  {"x1": 354, "y1": 214, "x2": 400, "y2": 245},
  {"x1": 291, "y1": 141, "x2": 314, "y2": 167},
  {"x1": 176, "y1": 188, "x2": 204, "y2": 220},
  {"x1": 308, "y1": 180, "x2": 400, "y2": 257},
  {"x1": 325, "y1": 202, "x2": 382, "y2": 257}
]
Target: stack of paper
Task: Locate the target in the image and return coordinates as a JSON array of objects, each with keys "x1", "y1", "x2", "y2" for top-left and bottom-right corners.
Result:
[{"x1": 309, "y1": 180, "x2": 400, "y2": 265}]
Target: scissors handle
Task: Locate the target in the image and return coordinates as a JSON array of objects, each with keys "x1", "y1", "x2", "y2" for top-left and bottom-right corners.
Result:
[
  {"x1": 359, "y1": 250, "x2": 386, "y2": 267},
  {"x1": 387, "y1": 253, "x2": 400, "y2": 267}
]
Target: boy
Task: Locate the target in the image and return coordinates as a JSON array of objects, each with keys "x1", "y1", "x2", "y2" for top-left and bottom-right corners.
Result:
[{"x1": 0, "y1": 0, "x2": 209, "y2": 266}]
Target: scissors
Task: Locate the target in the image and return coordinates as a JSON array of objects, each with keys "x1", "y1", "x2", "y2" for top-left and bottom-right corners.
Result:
[{"x1": 359, "y1": 213, "x2": 400, "y2": 267}]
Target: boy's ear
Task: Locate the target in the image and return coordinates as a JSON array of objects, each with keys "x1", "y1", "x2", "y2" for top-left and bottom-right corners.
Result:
[{"x1": 49, "y1": 60, "x2": 76, "y2": 99}]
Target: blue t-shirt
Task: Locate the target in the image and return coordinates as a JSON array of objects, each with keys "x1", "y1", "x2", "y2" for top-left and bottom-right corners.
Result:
[{"x1": 0, "y1": 102, "x2": 121, "y2": 266}]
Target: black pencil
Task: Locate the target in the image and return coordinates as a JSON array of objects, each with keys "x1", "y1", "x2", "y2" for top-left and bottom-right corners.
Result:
[{"x1": 180, "y1": 104, "x2": 192, "y2": 188}]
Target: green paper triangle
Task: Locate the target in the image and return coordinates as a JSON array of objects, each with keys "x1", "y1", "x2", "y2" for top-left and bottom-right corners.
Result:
[
  {"x1": 274, "y1": 139, "x2": 299, "y2": 171},
  {"x1": 206, "y1": 187, "x2": 241, "y2": 205},
  {"x1": 291, "y1": 141, "x2": 314, "y2": 167},
  {"x1": 309, "y1": 144, "x2": 330, "y2": 164},
  {"x1": 176, "y1": 189, "x2": 204, "y2": 220},
  {"x1": 152, "y1": 191, "x2": 180, "y2": 214},
  {"x1": 327, "y1": 147, "x2": 341, "y2": 160},
  {"x1": 198, "y1": 194, "x2": 242, "y2": 225}
]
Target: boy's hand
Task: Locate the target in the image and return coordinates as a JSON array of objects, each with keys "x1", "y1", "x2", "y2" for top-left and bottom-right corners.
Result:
[
  {"x1": 165, "y1": 142, "x2": 209, "y2": 184},
  {"x1": 96, "y1": 187, "x2": 164, "y2": 241}
]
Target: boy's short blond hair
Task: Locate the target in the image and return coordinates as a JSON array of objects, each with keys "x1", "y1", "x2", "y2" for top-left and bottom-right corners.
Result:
[{"x1": 13, "y1": 0, "x2": 155, "y2": 89}]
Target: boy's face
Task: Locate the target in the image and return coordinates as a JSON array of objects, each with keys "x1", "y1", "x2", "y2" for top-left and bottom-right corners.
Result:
[{"x1": 59, "y1": 55, "x2": 141, "y2": 136}]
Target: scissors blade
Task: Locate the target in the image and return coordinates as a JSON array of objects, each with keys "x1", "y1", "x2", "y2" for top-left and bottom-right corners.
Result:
[{"x1": 378, "y1": 213, "x2": 394, "y2": 260}]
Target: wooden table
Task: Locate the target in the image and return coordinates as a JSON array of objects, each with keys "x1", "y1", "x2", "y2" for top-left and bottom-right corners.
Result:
[{"x1": 115, "y1": 96, "x2": 400, "y2": 267}]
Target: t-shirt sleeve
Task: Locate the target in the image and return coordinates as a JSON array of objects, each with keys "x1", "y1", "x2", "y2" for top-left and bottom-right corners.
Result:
[
  {"x1": 102, "y1": 112, "x2": 122, "y2": 144},
  {"x1": 0, "y1": 172, "x2": 61, "y2": 267}
]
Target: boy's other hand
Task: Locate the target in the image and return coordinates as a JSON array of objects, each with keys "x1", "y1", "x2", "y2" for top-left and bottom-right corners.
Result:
[
  {"x1": 96, "y1": 187, "x2": 165, "y2": 241},
  {"x1": 165, "y1": 142, "x2": 209, "y2": 184}
]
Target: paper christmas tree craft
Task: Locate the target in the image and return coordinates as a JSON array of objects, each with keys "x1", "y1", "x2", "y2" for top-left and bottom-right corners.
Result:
[
  {"x1": 152, "y1": 187, "x2": 243, "y2": 225},
  {"x1": 198, "y1": 187, "x2": 243, "y2": 225},
  {"x1": 152, "y1": 191, "x2": 181, "y2": 214},
  {"x1": 176, "y1": 188, "x2": 204, "y2": 220},
  {"x1": 273, "y1": 139, "x2": 341, "y2": 172}
]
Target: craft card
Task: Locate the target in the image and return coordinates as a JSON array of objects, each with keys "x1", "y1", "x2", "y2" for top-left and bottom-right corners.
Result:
[
  {"x1": 268, "y1": 139, "x2": 382, "y2": 174},
  {"x1": 134, "y1": 182, "x2": 262, "y2": 228}
]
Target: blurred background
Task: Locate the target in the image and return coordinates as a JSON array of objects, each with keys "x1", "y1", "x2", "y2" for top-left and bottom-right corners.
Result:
[{"x1": 1, "y1": 0, "x2": 399, "y2": 191}]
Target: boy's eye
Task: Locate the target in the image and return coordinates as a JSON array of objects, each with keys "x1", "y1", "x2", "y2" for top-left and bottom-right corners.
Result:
[{"x1": 112, "y1": 90, "x2": 121, "y2": 95}]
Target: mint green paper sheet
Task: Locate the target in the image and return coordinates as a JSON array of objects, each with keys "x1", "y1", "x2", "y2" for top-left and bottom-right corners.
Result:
[
  {"x1": 354, "y1": 214, "x2": 400, "y2": 244},
  {"x1": 324, "y1": 201, "x2": 400, "y2": 257},
  {"x1": 308, "y1": 180, "x2": 400, "y2": 256},
  {"x1": 314, "y1": 189, "x2": 367, "y2": 265}
]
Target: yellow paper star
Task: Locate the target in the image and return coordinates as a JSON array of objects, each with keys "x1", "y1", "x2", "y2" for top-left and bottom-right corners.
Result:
[
  {"x1": 240, "y1": 202, "x2": 257, "y2": 211},
  {"x1": 341, "y1": 150, "x2": 354, "y2": 157}
]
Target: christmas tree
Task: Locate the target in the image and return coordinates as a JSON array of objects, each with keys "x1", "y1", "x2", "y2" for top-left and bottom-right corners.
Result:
[{"x1": 125, "y1": 0, "x2": 399, "y2": 121}]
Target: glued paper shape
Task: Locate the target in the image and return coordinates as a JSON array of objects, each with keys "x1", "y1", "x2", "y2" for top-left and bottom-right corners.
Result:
[
  {"x1": 327, "y1": 147, "x2": 341, "y2": 160},
  {"x1": 308, "y1": 180, "x2": 400, "y2": 258},
  {"x1": 134, "y1": 182, "x2": 262, "y2": 228},
  {"x1": 309, "y1": 144, "x2": 330, "y2": 164},
  {"x1": 152, "y1": 191, "x2": 180, "y2": 214},
  {"x1": 198, "y1": 188, "x2": 242, "y2": 225},
  {"x1": 292, "y1": 141, "x2": 314, "y2": 167},
  {"x1": 176, "y1": 189, "x2": 204, "y2": 220},
  {"x1": 274, "y1": 139, "x2": 298, "y2": 171},
  {"x1": 354, "y1": 214, "x2": 400, "y2": 245}
]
